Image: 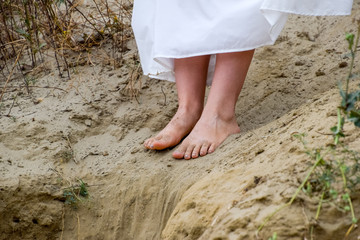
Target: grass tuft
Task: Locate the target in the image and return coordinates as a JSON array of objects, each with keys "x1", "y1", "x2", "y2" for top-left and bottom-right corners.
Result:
[
  {"x1": 0, "y1": 0, "x2": 140, "y2": 114},
  {"x1": 258, "y1": 20, "x2": 360, "y2": 239}
]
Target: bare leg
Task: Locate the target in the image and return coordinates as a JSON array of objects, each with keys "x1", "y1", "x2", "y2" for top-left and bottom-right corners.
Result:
[
  {"x1": 173, "y1": 50, "x2": 254, "y2": 159},
  {"x1": 144, "y1": 55, "x2": 210, "y2": 150}
]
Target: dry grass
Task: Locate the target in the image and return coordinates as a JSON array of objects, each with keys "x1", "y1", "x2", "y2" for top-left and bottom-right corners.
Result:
[{"x1": 0, "y1": 0, "x2": 139, "y2": 106}]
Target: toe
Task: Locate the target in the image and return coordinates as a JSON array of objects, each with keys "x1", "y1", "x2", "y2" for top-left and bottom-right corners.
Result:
[
  {"x1": 144, "y1": 138, "x2": 153, "y2": 149},
  {"x1": 173, "y1": 144, "x2": 187, "y2": 159},
  {"x1": 152, "y1": 138, "x2": 166, "y2": 150},
  {"x1": 208, "y1": 143, "x2": 216, "y2": 154},
  {"x1": 152, "y1": 135, "x2": 176, "y2": 150},
  {"x1": 184, "y1": 145, "x2": 195, "y2": 160},
  {"x1": 200, "y1": 142, "x2": 210, "y2": 156},
  {"x1": 191, "y1": 145, "x2": 201, "y2": 158}
]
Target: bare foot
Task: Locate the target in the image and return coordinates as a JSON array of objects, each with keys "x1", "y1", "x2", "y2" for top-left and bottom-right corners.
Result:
[
  {"x1": 172, "y1": 113, "x2": 240, "y2": 159},
  {"x1": 144, "y1": 107, "x2": 202, "y2": 150}
]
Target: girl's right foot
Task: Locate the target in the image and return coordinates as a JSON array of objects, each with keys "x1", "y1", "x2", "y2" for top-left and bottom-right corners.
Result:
[{"x1": 144, "y1": 107, "x2": 202, "y2": 150}]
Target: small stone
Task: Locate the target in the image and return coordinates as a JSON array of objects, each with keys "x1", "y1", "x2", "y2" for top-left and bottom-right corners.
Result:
[
  {"x1": 339, "y1": 62, "x2": 348, "y2": 68},
  {"x1": 315, "y1": 70, "x2": 325, "y2": 76},
  {"x1": 131, "y1": 148, "x2": 139, "y2": 154},
  {"x1": 85, "y1": 119, "x2": 92, "y2": 127},
  {"x1": 295, "y1": 60, "x2": 305, "y2": 66},
  {"x1": 276, "y1": 73, "x2": 287, "y2": 78},
  {"x1": 256, "y1": 149, "x2": 265, "y2": 155},
  {"x1": 33, "y1": 98, "x2": 43, "y2": 104}
]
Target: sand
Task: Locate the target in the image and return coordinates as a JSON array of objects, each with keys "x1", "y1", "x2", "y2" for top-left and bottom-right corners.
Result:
[{"x1": 1, "y1": 1, "x2": 360, "y2": 239}]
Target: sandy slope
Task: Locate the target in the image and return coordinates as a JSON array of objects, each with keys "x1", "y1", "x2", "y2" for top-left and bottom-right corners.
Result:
[{"x1": 1, "y1": 1, "x2": 360, "y2": 239}]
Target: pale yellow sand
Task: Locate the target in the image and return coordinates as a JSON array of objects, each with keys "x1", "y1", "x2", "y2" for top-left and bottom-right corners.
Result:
[{"x1": 1, "y1": 2, "x2": 360, "y2": 239}]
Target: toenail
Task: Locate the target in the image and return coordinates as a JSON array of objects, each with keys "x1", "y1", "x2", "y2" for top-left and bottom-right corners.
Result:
[
  {"x1": 150, "y1": 145, "x2": 154, "y2": 149},
  {"x1": 185, "y1": 155, "x2": 189, "y2": 159}
]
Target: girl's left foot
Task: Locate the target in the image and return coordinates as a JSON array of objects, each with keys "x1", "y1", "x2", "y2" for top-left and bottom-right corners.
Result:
[{"x1": 172, "y1": 112, "x2": 240, "y2": 159}]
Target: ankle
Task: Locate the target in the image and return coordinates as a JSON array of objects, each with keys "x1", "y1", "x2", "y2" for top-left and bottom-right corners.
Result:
[
  {"x1": 203, "y1": 107, "x2": 236, "y2": 123},
  {"x1": 177, "y1": 103, "x2": 203, "y2": 116}
]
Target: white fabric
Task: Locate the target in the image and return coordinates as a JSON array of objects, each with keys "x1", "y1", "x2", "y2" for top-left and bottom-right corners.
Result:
[
  {"x1": 132, "y1": 0, "x2": 353, "y2": 85},
  {"x1": 261, "y1": 0, "x2": 353, "y2": 16}
]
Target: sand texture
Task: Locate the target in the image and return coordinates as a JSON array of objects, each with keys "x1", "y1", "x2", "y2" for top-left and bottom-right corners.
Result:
[{"x1": 1, "y1": 1, "x2": 360, "y2": 239}]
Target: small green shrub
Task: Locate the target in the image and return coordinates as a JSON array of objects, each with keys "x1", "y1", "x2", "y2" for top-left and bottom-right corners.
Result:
[{"x1": 63, "y1": 179, "x2": 89, "y2": 208}]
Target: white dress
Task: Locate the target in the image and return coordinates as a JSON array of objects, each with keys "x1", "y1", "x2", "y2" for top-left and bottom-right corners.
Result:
[{"x1": 132, "y1": 0, "x2": 353, "y2": 85}]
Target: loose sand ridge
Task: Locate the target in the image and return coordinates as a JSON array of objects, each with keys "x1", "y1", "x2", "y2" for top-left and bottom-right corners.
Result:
[{"x1": 1, "y1": 2, "x2": 360, "y2": 239}]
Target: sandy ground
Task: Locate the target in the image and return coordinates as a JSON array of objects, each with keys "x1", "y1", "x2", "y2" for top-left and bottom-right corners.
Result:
[{"x1": 1, "y1": 1, "x2": 360, "y2": 239}]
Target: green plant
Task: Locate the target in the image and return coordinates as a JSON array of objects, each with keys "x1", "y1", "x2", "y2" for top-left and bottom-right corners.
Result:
[
  {"x1": 331, "y1": 23, "x2": 360, "y2": 144},
  {"x1": 258, "y1": 22, "x2": 360, "y2": 239},
  {"x1": 63, "y1": 179, "x2": 89, "y2": 208},
  {"x1": 294, "y1": 135, "x2": 359, "y2": 239},
  {"x1": 268, "y1": 232, "x2": 277, "y2": 240},
  {"x1": 24, "y1": 76, "x2": 37, "y2": 86}
]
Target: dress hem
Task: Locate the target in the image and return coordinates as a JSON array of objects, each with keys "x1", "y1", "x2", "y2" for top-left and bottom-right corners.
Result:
[
  {"x1": 153, "y1": 42, "x2": 272, "y2": 62},
  {"x1": 147, "y1": 40, "x2": 277, "y2": 84},
  {"x1": 260, "y1": 8, "x2": 352, "y2": 17}
]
